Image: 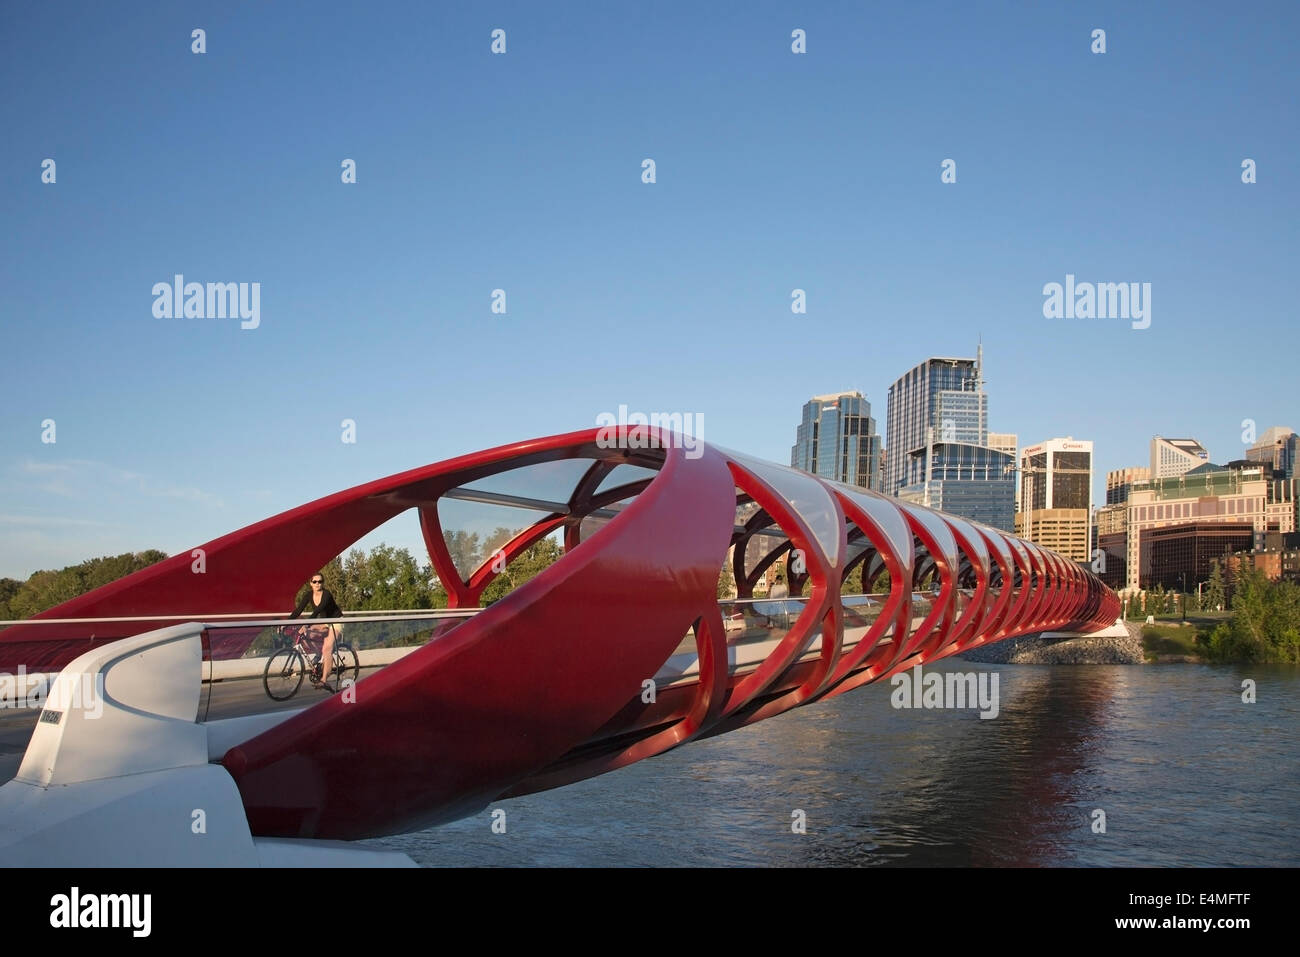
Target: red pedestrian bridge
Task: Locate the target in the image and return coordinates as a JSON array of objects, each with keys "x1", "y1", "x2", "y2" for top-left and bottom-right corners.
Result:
[{"x1": 0, "y1": 428, "x2": 1118, "y2": 853}]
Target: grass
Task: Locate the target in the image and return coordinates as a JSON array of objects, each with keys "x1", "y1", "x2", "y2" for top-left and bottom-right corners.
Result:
[
  {"x1": 1140, "y1": 623, "x2": 1208, "y2": 661},
  {"x1": 1147, "y1": 610, "x2": 1230, "y2": 624}
]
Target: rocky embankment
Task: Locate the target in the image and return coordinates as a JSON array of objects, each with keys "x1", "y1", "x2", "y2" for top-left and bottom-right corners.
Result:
[{"x1": 959, "y1": 621, "x2": 1145, "y2": 665}]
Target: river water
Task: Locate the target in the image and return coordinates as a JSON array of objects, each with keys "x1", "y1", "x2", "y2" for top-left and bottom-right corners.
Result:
[{"x1": 363, "y1": 661, "x2": 1300, "y2": 867}]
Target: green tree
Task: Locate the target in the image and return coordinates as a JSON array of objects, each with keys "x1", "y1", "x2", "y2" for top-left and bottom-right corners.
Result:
[
  {"x1": 1205, "y1": 562, "x2": 1226, "y2": 613},
  {"x1": 329, "y1": 551, "x2": 360, "y2": 609},
  {"x1": 359, "y1": 544, "x2": 430, "y2": 609},
  {"x1": 1148, "y1": 584, "x2": 1165, "y2": 617},
  {"x1": 481, "y1": 526, "x2": 518, "y2": 564},
  {"x1": 1207, "y1": 567, "x2": 1300, "y2": 663},
  {"x1": 3, "y1": 551, "x2": 169, "y2": 619},
  {"x1": 289, "y1": 546, "x2": 441, "y2": 652},
  {"x1": 717, "y1": 560, "x2": 736, "y2": 599},
  {"x1": 479, "y1": 537, "x2": 563, "y2": 605},
  {"x1": 304, "y1": 546, "x2": 434, "y2": 612},
  {"x1": 80, "y1": 550, "x2": 168, "y2": 591},
  {"x1": 443, "y1": 530, "x2": 482, "y2": 578},
  {"x1": 7, "y1": 569, "x2": 86, "y2": 619},
  {"x1": 0, "y1": 578, "x2": 20, "y2": 619},
  {"x1": 871, "y1": 568, "x2": 892, "y2": 594}
]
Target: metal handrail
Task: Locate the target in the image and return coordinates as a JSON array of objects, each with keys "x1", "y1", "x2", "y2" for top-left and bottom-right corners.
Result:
[
  {"x1": 720, "y1": 589, "x2": 971, "y2": 606},
  {"x1": 0, "y1": 589, "x2": 981, "y2": 628},
  {"x1": 0, "y1": 608, "x2": 483, "y2": 628},
  {"x1": 202, "y1": 610, "x2": 481, "y2": 630}
]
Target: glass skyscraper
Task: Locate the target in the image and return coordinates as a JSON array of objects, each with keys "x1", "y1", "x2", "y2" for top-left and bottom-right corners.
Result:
[
  {"x1": 791, "y1": 391, "x2": 881, "y2": 489},
  {"x1": 886, "y1": 348, "x2": 1015, "y2": 532},
  {"x1": 885, "y1": 354, "x2": 988, "y2": 494},
  {"x1": 897, "y1": 443, "x2": 1015, "y2": 531}
]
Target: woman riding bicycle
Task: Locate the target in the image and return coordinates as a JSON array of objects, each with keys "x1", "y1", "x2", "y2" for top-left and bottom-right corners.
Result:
[{"x1": 289, "y1": 574, "x2": 343, "y2": 688}]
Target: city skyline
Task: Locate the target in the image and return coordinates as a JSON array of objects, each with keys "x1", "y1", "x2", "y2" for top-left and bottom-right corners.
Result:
[{"x1": 3, "y1": 1, "x2": 1297, "y2": 578}]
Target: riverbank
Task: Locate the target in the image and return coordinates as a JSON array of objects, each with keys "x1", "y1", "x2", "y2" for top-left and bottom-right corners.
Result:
[{"x1": 959, "y1": 622, "x2": 1146, "y2": 665}]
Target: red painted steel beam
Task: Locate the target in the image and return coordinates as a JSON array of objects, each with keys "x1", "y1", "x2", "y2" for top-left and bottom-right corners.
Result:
[{"x1": 2, "y1": 429, "x2": 1122, "y2": 838}]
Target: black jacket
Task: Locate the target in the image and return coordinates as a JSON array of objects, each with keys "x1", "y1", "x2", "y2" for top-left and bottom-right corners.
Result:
[{"x1": 290, "y1": 588, "x2": 342, "y2": 619}]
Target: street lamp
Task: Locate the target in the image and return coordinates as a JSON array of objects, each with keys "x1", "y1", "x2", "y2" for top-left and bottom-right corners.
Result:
[{"x1": 1178, "y1": 571, "x2": 1187, "y2": 622}]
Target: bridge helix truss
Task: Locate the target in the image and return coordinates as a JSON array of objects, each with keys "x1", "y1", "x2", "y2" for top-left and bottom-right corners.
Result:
[{"x1": 1, "y1": 428, "x2": 1119, "y2": 839}]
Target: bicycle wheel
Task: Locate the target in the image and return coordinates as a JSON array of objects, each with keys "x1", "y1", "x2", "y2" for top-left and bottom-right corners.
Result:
[
  {"x1": 264, "y1": 647, "x2": 306, "y2": 701},
  {"x1": 333, "y1": 643, "x2": 360, "y2": 690}
]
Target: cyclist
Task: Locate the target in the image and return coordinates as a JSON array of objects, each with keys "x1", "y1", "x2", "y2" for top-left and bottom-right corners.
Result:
[{"x1": 289, "y1": 574, "x2": 343, "y2": 689}]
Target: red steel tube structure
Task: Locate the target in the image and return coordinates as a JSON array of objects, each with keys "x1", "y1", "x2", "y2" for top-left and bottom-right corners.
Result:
[{"x1": 0, "y1": 429, "x2": 1119, "y2": 839}]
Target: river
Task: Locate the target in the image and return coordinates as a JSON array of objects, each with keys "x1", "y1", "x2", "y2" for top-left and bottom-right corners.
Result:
[{"x1": 361, "y1": 661, "x2": 1300, "y2": 866}]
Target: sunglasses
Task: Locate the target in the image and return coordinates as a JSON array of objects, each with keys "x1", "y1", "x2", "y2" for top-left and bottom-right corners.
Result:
[{"x1": 311, "y1": 579, "x2": 323, "y2": 584}]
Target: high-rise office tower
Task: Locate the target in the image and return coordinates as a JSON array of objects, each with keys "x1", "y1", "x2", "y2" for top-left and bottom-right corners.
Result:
[
  {"x1": 1150, "y1": 436, "x2": 1210, "y2": 479},
  {"x1": 1107, "y1": 466, "x2": 1151, "y2": 505},
  {"x1": 885, "y1": 347, "x2": 1014, "y2": 531},
  {"x1": 1245, "y1": 427, "x2": 1298, "y2": 479},
  {"x1": 1017, "y1": 437, "x2": 1093, "y2": 562},
  {"x1": 791, "y1": 391, "x2": 882, "y2": 489},
  {"x1": 885, "y1": 352, "x2": 989, "y2": 495}
]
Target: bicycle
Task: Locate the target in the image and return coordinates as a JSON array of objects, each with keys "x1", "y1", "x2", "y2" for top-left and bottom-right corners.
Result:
[{"x1": 263, "y1": 623, "x2": 360, "y2": 701}]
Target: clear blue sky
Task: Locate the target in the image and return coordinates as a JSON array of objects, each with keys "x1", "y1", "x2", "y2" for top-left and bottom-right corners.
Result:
[{"x1": 2, "y1": 0, "x2": 1296, "y2": 578}]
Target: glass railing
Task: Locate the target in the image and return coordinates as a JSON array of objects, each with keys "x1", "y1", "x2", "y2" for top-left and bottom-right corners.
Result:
[
  {"x1": 5, "y1": 585, "x2": 982, "y2": 723},
  {"x1": 842, "y1": 594, "x2": 886, "y2": 646},
  {"x1": 690, "y1": 589, "x2": 964, "y2": 659},
  {"x1": 719, "y1": 596, "x2": 802, "y2": 645},
  {"x1": 666, "y1": 593, "x2": 900, "y2": 678},
  {"x1": 200, "y1": 610, "x2": 479, "y2": 721},
  {"x1": 910, "y1": 593, "x2": 934, "y2": 637}
]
